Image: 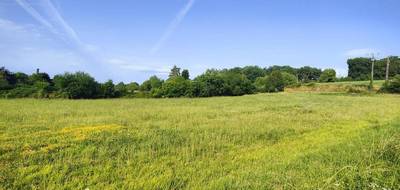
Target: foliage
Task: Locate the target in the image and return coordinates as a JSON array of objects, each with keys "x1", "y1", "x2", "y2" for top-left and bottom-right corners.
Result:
[
  {"x1": 139, "y1": 76, "x2": 163, "y2": 92},
  {"x1": 6, "y1": 62, "x2": 400, "y2": 99},
  {"x1": 298, "y1": 66, "x2": 322, "y2": 82},
  {"x1": 159, "y1": 76, "x2": 191, "y2": 97},
  {"x1": 265, "y1": 71, "x2": 285, "y2": 92},
  {"x1": 347, "y1": 56, "x2": 400, "y2": 80},
  {"x1": 319, "y1": 69, "x2": 337, "y2": 82},
  {"x1": 192, "y1": 70, "x2": 225, "y2": 97},
  {"x1": 101, "y1": 80, "x2": 116, "y2": 98},
  {"x1": 0, "y1": 67, "x2": 16, "y2": 90},
  {"x1": 29, "y1": 72, "x2": 52, "y2": 84},
  {"x1": 380, "y1": 75, "x2": 400, "y2": 93},
  {"x1": 254, "y1": 76, "x2": 268, "y2": 92},
  {"x1": 281, "y1": 72, "x2": 298, "y2": 86},
  {"x1": 181, "y1": 69, "x2": 190, "y2": 80},
  {"x1": 169, "y1": 65, "x2": 181, "y2": 78},
  {"x1": 241, "y1": 66, "x2": 265, "y2": 82},
  {"x1": 265, "y1": 65, "x2": 298, "y2": 76},
  {"x1": 53, "y1": 72, "x2": 99, "y2": 99}
]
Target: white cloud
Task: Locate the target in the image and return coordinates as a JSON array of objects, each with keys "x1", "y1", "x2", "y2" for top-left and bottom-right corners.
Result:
[
  {"x1": 14, "y1": 0, "x2": 58, "y2": 34},
  {"x1": 14, "y1": 0, "x2": 99, "y2": 60},
  {"x1": 107, "y1": 57, "x2": 170, "y2": 74},
  {"x1": 150, "y1": 0, "x2": 196, "y2": 54}
]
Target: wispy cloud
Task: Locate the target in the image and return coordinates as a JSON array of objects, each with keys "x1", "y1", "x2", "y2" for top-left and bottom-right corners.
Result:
[
  {"x1": 150, "y1": 0, "x2": 195, "y2": 54},
  {"x1": 41, "y1": 0, "x2": 83, "y2": 48},
  {"x1": 14, "y1": 0, "x2": 94, "y2": 53},
  {"x1": 14, "y1": 0, "x2": 58, "y2": 34},
  {"x1": 107, "y1": 58, "x2": 170, "y2": 74}
]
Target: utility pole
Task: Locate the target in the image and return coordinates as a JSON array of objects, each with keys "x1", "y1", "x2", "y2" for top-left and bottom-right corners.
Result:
[
  {"x1": 369, "y1": 54, "x2": 375, "y2": 90},
  {"x1": 385, "y1": 56, "x2": 390, "y2": 82}
]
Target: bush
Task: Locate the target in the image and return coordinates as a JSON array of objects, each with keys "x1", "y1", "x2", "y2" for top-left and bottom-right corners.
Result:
[
  {"x1": 319, "y1": 69, "x2": 337, "y2": 82},
  {"x1": 159, "y1": 76, "x2": 190, "y2": 98},
  {"x1": 380, "y1": 75, "x2": 400, "y2": 93},
  {"x1": 347, "y1": 85, "x2": 370, "y2": 94},
  {"x1": 265, "y1": 71, "x2": 285, "y2": 92},
  {"x1": 281, "y1": 72, "x2": 298, "y2": 87},
  {"x1": 254, "y1": 76, "x2": 268, "y2": 92},
  {"x1": 53, "y1": 72, "x2": 99, "y2": 99},
  {"x1": 140, "y1": 76, "x2": 163, "y2": 92}
]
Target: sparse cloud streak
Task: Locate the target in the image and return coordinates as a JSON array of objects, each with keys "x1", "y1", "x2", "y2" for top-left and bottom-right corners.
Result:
[
  {"x1": 150, "y1": 0, "x2": 195, "y2": 54},
  {"x1": 14, "y1": 0, "x2": 58, "y2": 34},
  {"x1": 14, "y1": 0, "x2": 92, "y2": 52},
  {"x1": 41, "y1": 0, "x2": 82, "y2": 47}
]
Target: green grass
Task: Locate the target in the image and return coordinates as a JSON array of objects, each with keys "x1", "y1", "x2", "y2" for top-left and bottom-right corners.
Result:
[
  {"x1": 287, "y1": 80, "x2": 386, "y2": 93},
  {"x1": 1, "y1": 93, "x2": 400, "y2": 189}
]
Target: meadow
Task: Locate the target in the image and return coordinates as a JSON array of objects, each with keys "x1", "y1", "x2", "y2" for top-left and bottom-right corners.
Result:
[{"x1": 1, "y1": 92, "x2": 400, "y2": 189}]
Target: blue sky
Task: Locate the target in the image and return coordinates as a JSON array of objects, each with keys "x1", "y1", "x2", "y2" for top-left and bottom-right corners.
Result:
[{"x1": 1, "y1": 0, "x2": 399, "y2": 82}]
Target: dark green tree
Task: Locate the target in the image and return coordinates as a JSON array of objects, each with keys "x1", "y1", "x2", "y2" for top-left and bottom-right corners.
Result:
[
  {"x1": 265, "y1": 71, "x2": 285, "y2": 92},
  {"x1": 298, "y1": 66, "x2": 322, "y2": 82},
  {"x1": 101, "y1": 80, "x2": 116, "y2": 98},
  {"x1": 281, "y1": 72, "x2": 298, "y2": 86},
  {"x1": 0, "y1": 67, "x2": 16, "y2": 90},
  {"x1": 181, "y1": 69, "x2": 190, "y2": 80},
  {"x1": 140, "y1": 76, "x2": 163, "y2": 91},
  {"x1": 241, "y1": 66, "x2": 265, "y2": 82},
  {"x1": 53, "y1": 72, "x2": 99, "y2": 99},
  {"x1": 319, "y1": 69, "x2": 337, "y2": 82},
  {"x1": 159, "y1": 76, "x2": 190, "y2": 97}
]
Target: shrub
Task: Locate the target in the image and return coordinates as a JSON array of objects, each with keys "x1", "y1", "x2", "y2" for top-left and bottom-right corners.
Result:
[
  {"x1": 281, "y1": 72, "x2": 298, "y2": 87},
  {"x1": 160, "y1": 76, "x2": 190, "y2": 98},
  {"x1": 347, "y1": 85, "x2": 370, "y2": 94},
  {"x1": 319, "y1": 69, "x2": 337, "y2": 82},
  {"x1": 53, "y1": 72, "x2": 99, "y2": 99},
  {"x1": 140, "y1": 76, "x2": 163, "y2": 92},
  {"x1": 380, "y1": 75, "x2": 400, "y2": 93},
  {"x1": 265, "y1": 71, "x2": 285, "y2": 92},
  {"x1": 254, "y1": 76, "x2": 268, "y2": 92}
]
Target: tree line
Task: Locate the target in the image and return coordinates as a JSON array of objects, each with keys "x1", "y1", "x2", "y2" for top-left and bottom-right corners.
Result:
[
  {"x1": 0, "y1": 65, "x2": 339, "y2": 99},
  {"x1": 1, "y1": 56, "x2": 400, "y2": 99},
  {"x1": 347, "y1": 56, "x2": 400, "y2": 80}
]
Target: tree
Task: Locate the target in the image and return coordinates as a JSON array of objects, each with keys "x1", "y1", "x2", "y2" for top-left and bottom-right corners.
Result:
[
  {"x1": 159, "y1": 76, "x2": 190, "y2": 97},
  {"x1": 181, "y1": 69, "x2": 190, "y2": 80},
  {"x1": 53, "y1": 72, "x2": 99, "y2": 99},
  {"x1": 265, "y1": 65, "x2": 297, "y2": 76},
  {"x1": 254, "y1": 76, "x2": 268, "y2": 92},
  {"x1": 281, "y1": 72, "x2": 298, "y2": 86},
  {"x1": 29, "y1": 72, "x2": 52, "y2": 84},
  {"x1": 101, "y1": 80, "x2": 116, "y2": 98},
  {"x1": 241, "y1": 66, "x2": 265, "y2": 82},
  {"x1": 140, "y1": 76, "x2": 163, "y2": 91},
  {"x1": 298, "y1": 66, "x2": 322, "y2": 82},
  {"x1": 219, "y1": 70, "x2": 254, "y2": 96},
  {"x1": 265, "y1": 71, "x2": 285, "y2": 92},
  {"x1": 381, "y1": 75, "x2": 400, "y2": 93},
  {"x1": 0, "y1": 67, "x2": 16, "y2": 90},
  {"x1": 114, "y1": 82, "x2": 127, "y2": 97},
  {"x1": 169, "y1": 65, "x2": 181, "y2": 78},
  {"x1": 126, "y1": 82, "x2": 139, "y2": 94},
  {"x1": 319, "y1": 69, "x2": 337, "y2": 82},
  {"x1": 192, "y1": 70, "x2": 225, "y2": 97},
  {"x1": 15, "y1": 72, "x2": 29, "y2": 85}
]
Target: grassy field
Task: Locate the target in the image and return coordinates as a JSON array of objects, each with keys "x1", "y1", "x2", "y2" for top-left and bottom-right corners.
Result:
[
  {"x1": 1, "y1": 92, "x2": 400, "y2": 189},
  {"x1": 286, "y1": 80, "x2": 386, "y2": 93}
]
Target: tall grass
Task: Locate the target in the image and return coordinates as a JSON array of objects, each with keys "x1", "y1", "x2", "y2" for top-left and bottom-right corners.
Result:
[{"x1": 0, "y1": 93, "x2": 399, "y2": 189}]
